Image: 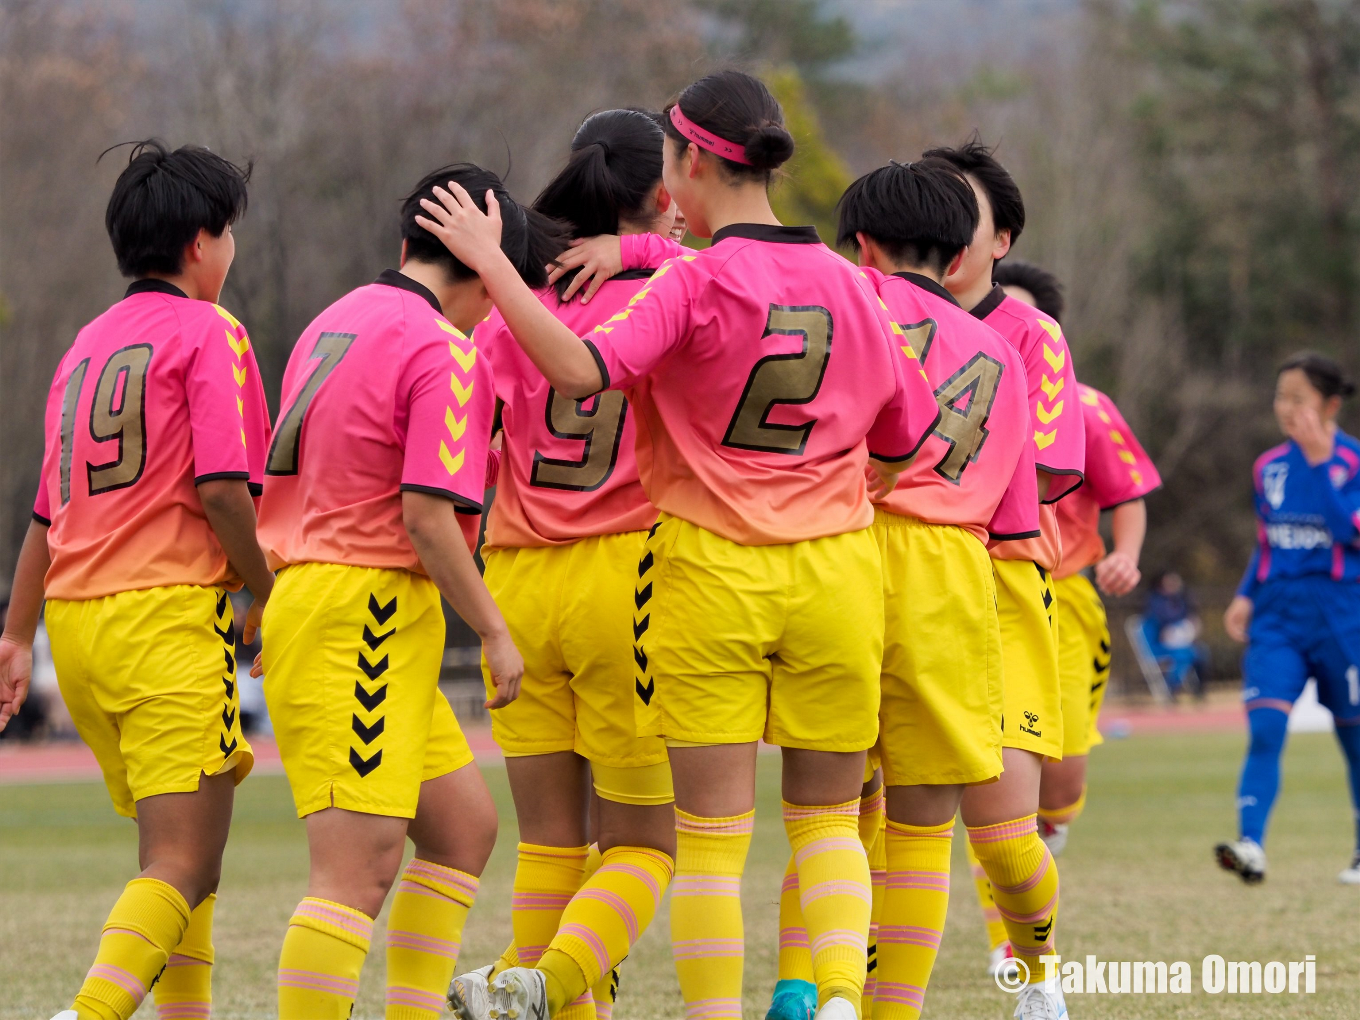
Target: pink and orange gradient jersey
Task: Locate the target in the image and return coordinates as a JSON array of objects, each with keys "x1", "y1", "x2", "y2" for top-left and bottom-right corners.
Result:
[
  {"x1": 865, "y1": 270, "x2": 1039, "y2": 543},
  {"x1": 257, "y1": 271, "x2": 494, "y2": 572},
  {"x1": 33, "y1": 280, "x2": 270, "y2": 601},
  {"x1": 1054, "y1": 384, "x2": 1161, "y2": 579},
  {"x1": 583, "y1": 223, "x2": 940, "y2": 546},
  {"x1": 970, "y1": 285, "x2": 1085, "y2": 570},
  {"x1": 474, "y1": 269, "x2": 662, "y2": 549}
]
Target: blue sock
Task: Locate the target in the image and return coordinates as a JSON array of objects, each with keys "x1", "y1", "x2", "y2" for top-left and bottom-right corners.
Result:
[
  {"x1": 1335, "y1": 721, "x2": 1360, "y2": 852},
  {"x1": 1238, "y1": 708, "x2": 1289, "y2": 846}
]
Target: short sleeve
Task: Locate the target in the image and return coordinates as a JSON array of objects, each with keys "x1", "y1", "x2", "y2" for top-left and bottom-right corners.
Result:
[
  {"x1": 584, "y1": 255, "x2": 703, "y2": 391},
  {"x1": 988, "y1": 430, "x2": 1041, "y2": 540},
  {"x1": 186, "y1": 304, "x2": 269, "y2": 494},
  {"x1": 397, "y1": 325, "x2": 494, "y2": 511},
  {"x1": 864, "y1": 290, "x2": 942, "y2": 462},
  {"x1": 620, "y1": 233, "x2": 691, "y2": 270},
  {"x1": 1024, "y1": 315, "x2": 1085, "y2": 499},
  {"x1": 1082, "y1": 390, "x2": 1161, "y2": 509},
  {"x1": 33, "y1": 477, "x2": 51, "y2": 525}
]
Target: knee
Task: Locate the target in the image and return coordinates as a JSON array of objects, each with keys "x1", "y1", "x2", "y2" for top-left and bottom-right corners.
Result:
[
  {"x1": 414, "y1": 791, "x2": 498, "y2": 875},
  {"x1": 1247, "y1": 709, "x2": 1288, "y2": 755}
]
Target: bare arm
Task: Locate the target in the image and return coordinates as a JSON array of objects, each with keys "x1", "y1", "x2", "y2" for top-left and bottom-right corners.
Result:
[
  {"x1": 0, "y1": 520, "x2": 50, "y2": 730},
  {"x1": 1095, "y1": 499, "x2": 1147, "y2": 597},
  {"x1": 416, "y1": 183, "x2": 603, "y2": 398},
  {"x1": 199, "y1": 479, "x2": 274, "y2": 643},
  {"x1": 402, "y1": 490, "x2": 523, "y2": 708}
]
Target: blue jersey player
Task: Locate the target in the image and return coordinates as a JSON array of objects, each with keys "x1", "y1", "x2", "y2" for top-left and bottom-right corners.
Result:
[{"x1": 1218, "y1": 353, "x2": 1360, "y2": 886}]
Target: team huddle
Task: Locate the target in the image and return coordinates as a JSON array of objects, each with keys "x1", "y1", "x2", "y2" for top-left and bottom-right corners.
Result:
[{"x1": 3, "y1": 70, "x2": 1179, "y2": 1020}]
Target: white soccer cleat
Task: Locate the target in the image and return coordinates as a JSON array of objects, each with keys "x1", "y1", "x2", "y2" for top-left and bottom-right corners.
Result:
[
  {"x1": 49, "y1": 1012, "x2": 78, "y2": 1020},
  {"x1": 812, "y1": 995, "x2": 858, "y2": 1020},
  {"x1": 1012, "y1": 981, "x2": 1069, "y2": 1019},
  {"x1": 989, "y1": 941, "x2": 1021, "y2": 980},
  {"x1": 490, "y1": 966, "x2": 549, "y2": 1020},
  {"x1": 1214, "y1": 837, "x2": 1266, "y2": 884},
  {"x1": 1038, "y1": 818, "x2": 1069, "y2": 856},
  {"x1": 448, "y1": 964, "x2": 495, "y2": 1020},
  {"x1": 1339, "y1": 851, "x2": 1360, "y2": 885}
]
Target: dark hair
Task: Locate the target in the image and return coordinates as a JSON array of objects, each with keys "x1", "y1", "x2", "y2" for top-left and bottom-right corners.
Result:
[
  {"x1": 836, "y1": 158, "x2": 978, "y2": 275},
  {"x1": 921, "y1": 133, "x2": 1025, "y2": 246},
  {"x1": 993, "y1": 260, "x2": 1065, "y2": 323},
  {"x1": 534, "y1": 109, "x2": 666, "y2": 299},
  {"x1": 401, "y1": 163, "x2": 567, "y2": 289},
  {"x1": 102, "y1": 139, "x2": 250, "y2": 278},
  {"x1": 662, "y1": 70, "x2": 795, "y2": 182},
  {"x1": 1277, "y1": 351, "x2": 1356, "y2": 400}
]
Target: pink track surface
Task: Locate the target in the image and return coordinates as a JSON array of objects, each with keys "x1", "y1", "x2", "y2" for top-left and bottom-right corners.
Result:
[{"x1": 0, "y1": 726, "x2": 506, "y2": 786}]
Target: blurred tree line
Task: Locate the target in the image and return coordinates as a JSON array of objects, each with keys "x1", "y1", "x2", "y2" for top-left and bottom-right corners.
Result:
[{"x1": 3, "y1": 0, "x2": 1360, "y2": 641}]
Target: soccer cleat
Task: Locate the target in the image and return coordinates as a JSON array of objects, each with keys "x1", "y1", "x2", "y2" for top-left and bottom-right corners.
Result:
[
  {"x1": 766, "y1": 978, "x2": 818, "y2": 1020},
  {"x1": 812, "y1": 995, "x2": 859, "y2": 1020},
  {"x1": 490, "y1": 966, "x2": 548, "y2": 1020},
  {"x1": 989, "y1": 941, "x2": 1021, "y2": 981},
  {"x1": 1339, "y1": 850, "x2": 1360, "y2": 885},
  {"x1": 1012, "y1": 982, "x2": 1069, "y2": 1019},
  {"x1": 1214, "y1": 837, "x2": 1266, "y2": 884},
  {"x1": 49, "y1": 1013, "x2": 78, "y2": 1020},
  {"x1": 448, "y1": 964, "x2": 495, "y2": 1020},
  {"x1": 1038, "y1": 817, "x2": 1069, "y2": 856}
]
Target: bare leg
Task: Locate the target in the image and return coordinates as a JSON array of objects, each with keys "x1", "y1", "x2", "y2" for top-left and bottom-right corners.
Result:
[
  {"x1": 136, "y1": 769, "x2": 237, "y2": 908},
  {"x1": 1039, "y1": 754, "x2": 1086, "y2": 812},
  {"x1": 505, "y1": 750, "x2": 591, "y2": 847},
  {"x1": 304, "y1": 807, "x2": 408, "y2": 918},
  {"x1": 408, "y1": 761, "x2": 499, "y2": 875}
]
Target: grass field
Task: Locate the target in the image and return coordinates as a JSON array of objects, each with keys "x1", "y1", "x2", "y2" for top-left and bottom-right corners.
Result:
[{"x1": 2, "y1": 728, "x2": 1358, "y2": 1019}]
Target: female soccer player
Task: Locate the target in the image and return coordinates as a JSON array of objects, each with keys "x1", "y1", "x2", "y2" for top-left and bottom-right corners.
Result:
[
  {"x1": 997, "y1": 261, "x2": 1162, "y2": 859},
  {"x1": 0, "y1": 141, "x2": 270, "y2": 1020},
  {"x1": 254, "y1": 164, "x2": 556, "y2": 1020},
  {"x1": 448, "y1": 110, "x2": 681, "y2": 1020},
  {"x1": 421, "y1": 70, "x2": 940, "y2": 1020},
  {"x1": 1217, "y1": 353, "x2": 1360, "y2": 886}
]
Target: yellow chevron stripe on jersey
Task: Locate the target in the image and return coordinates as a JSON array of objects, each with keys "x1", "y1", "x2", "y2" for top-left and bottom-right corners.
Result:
[{"x1": 439, "y1": 443, "x2": 465, "y2": 476}]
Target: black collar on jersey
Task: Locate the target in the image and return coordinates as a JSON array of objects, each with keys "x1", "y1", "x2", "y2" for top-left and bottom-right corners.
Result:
[
  {"x1": 374, "y1": 269, "x2": 443, "y2": 314},
  {"x1": 968, "y1": 283, "x2": 1006, "y2": 321},
  {"x1": 126, "y1": 278, "x2": 188, "y2": 300},
  {"x1": 893, "y1": 271, "x2": 960, "y2": 308},
  {"x1": 615, "y1": 268, "x2": 659, "y2": 281},
  {"x1": 711, "y1": 223, "x2": 821, "y2": 246}
]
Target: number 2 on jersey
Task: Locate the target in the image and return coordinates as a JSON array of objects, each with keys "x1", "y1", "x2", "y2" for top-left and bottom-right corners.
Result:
[
  {"x1": 723, "y1": 304, "x2": 832, "y2": 455},
  {"x1": 266, "y1": 332, "x2": 356, "y2": 475},
  {"x1": 531, "y1": 389, "x2": 628, "y2": 491},
  {"x1": 58, "y1": 344, "x2": 154, "y2": 503}
]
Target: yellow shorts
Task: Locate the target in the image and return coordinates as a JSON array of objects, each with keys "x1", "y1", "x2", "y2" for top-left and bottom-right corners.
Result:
[
  {"x1": 1053, "y1": 572, "x2": 1110, "y2": 756},
  {"x1": 482, "y1": 534, "x2": 667, "y2": 770},
  {"x1": 46, "y1": 585, "x2": 252, "y2": 819},
  {"x1": 261, "y1": 562, "x2": 474, "y2": 819},
  {"x1": 992, "y1": 558, "x2": 1064, "y2": 760},
  {"x1": 876, "y1": 512, "x2": 1003, "y2": 786},
  {"x1": 633, "y1": 515, "x2": 882, "y2": 751}
]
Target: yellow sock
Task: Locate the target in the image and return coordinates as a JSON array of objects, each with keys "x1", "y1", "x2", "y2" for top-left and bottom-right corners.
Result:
[
  {"x1": 386, "y1": 858, "x2": 479, "y2": 1019},
  {"x1": 776, "y1": 855, "x2": 814, "y2": 981},
  {"x1": 512, "y1": 844, "x2": 589, "y2": 966},
  {"x1": 1038, "y1": 787, "x2": 1086, "y2": 828},
  {"x1": 784, "y1": 799, "x2": 872, "y2": 1009},
  {"x1": 539, "y1": 845, "x2": 673, "y2": 1014},
  {"x1": 490, "y1": 941, "x2": 518, "y2": 980},
  {"x1": 873, "y1": 820, "x2": 952, "y2": 1019},
  {"x1": 865, "y1": 816, "x2": 887, "y2": 1018},
  {"x1": 153, "y1": 892, "x2": 215, "y2": 1020},
  {"x1": 278, "y1": 897, "x2": 372, "y2": 1018},
  {"x1": 966, "y1": 815, "x2": 1059, "y2": 982},
  {"x1": 72, "y1": 877, "x2": 191, "y2": 1020},
  {"x1": 582, "y1": 842, "x2": 617, "y2": 1020},
  {"x1": 671, "y1": 809, "x2": 753, "y2": 1020},
  {"x1": 963, "y1": 833, "x2": 1009, "y2": 951}
]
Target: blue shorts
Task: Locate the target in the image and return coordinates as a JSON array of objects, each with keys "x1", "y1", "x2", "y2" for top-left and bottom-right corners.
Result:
[{"x1": 1244, "y1": 576, "x2": 1360, "y2": 724}]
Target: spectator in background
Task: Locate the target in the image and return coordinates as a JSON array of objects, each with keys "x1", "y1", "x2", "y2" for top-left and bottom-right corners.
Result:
[{"x1": 1142, "y1": 571, "x2": 1210, "y2": 696}]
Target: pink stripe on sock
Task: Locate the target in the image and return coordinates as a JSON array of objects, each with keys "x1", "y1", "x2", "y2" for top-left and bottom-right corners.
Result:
[
  {"x1": 783, "y1": 800, "x2": 859, "y2": 821},
  {"x1": 278, "y1": 968, "x2": 360, "y2": 997},
  {"x1": 800, "y1": 879, "x2": 871, "y2": 905},
  {"x1": 781, "y1": 871, "x2": 800, "y2": 894},
  {"x1": 387, "y1": 984, "x2": 447, "y2": 1011},
  {"x1": 878, "y1": 924, "x2": 942, "y2": 950},
  {"x1": 996, "y1": 890, "x2": 1059, "y2": 928},
  {"x1": 875, "y1": 982, "x2": 925, "y2": 1009},
  {"x1": 387, "y1": 928, "x2": 460, "y2": 958},
  {"x1": 809, "y1": 928, "x2": 868, "y2": 956},
  {"x1": 406, "y1": 858, "x2": 479, "y2": 899},
  {"x1": 886, "y1": 870, "x2": 950, "y2": 892},
  {"x1": 291, "y1": 900, "x2": 373, "y2": 941},
  {"x1": 684, "y1": 996, "x2": 743, "y2": 1019},
  {"x1": 599, "y1": 860, "x2": 668, "y2": 901},
  {"x1": 793, "y1": 837, "x2": 863, "y2": 865},
  {"x1": 101, "y1": 927, "x2": 156, "y2": 947},
  {"x1": 990, "y1": 853, "x2": 1053, "y2": 896},
  {"x1": 966, "y1": 816, "x2": 1037, "y2": 844},
  {"x1": 671, "y1": 874, "x2": 740, "y2": 897},
  {"x1": 164, "y1": 953, "x2": 210, "y2": 968},
  {"x1": 557, "y1": 922, "x2": 612, "y2": 975},
  {"x1": 574, "y1": 887, "x2": 641, "y2": 942},
  {"x1": 86, "y1": 963, "x2": 146, "y2": 1004},
  {"x1": 518, "y1": 943, "x2": 548, "y2": 965},
  {"x1": 861, "y1": 788, "x2": 886, "y2": 812},
  {"x1": 970, "y1": 863, "x2": 988, "y2": 879},
  {"x1": 676, "y1": 813, "x2": 754, "y2": 835},
  {"x1": 671, "y1": 937, "x2": 744, "y2": 960},
  {"x1": 779, "y1": 927, "x2": 810, "y2": 949},
  {"x1": 513, "y1": 891, "x2": 575, "y2": 910},
  {"x1": 870, "y1": 868, "x2": 887, "y2": 887},
  {"x1": 156, "y1": 1003, "x2": 210, "y2": 1019}
]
